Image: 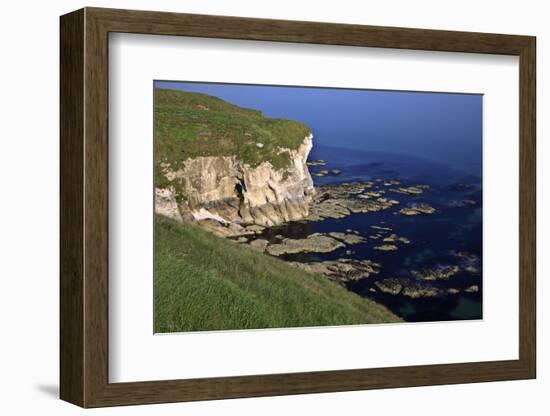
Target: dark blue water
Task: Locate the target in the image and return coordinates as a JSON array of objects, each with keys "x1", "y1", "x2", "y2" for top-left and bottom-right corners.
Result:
[{"x1": 260, "y1": 146, "x2": 483, "y2": 322}]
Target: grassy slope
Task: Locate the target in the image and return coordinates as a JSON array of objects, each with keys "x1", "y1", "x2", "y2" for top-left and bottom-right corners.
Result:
[
  {"x1": 154, "y1": 215, "x2": 401, "y2": 332},
  {"x1": 154, "y1": 88, "x2": 311, "y2": 185}
]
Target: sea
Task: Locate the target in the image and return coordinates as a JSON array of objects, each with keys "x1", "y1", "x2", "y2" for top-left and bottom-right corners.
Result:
[{"x1": 258, "y1": 146, "x2": 483, "y2": 322}]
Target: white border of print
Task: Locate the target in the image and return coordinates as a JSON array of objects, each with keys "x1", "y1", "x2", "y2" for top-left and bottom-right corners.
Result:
[{"x1": 108, "y1": 33, "x2": 519, "y2": 383}]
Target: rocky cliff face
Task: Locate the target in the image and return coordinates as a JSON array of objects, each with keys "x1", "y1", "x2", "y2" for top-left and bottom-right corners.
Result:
[{"x1": 155, "y1": 134, "x2": 315, "y2": 227}]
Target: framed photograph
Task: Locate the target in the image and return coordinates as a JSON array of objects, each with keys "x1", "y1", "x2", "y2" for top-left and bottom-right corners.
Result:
[{"x1": 60, "y1": 7, "x2": 536, "y2": 408}]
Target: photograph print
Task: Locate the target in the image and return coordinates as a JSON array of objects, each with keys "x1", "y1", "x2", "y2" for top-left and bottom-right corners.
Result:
[{"x1": 154, "y1": 81, "x2": 482, "y2": 333}]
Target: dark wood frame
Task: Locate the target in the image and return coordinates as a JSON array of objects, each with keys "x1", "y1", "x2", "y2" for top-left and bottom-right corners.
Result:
[{"x1": 60, "y1": 7, "x2": 536, "y2": 408}]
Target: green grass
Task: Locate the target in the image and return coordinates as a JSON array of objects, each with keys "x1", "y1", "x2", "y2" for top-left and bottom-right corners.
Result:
[
  {"x1": 154, "y1": 215, "x2": 401, "y2": 332},
  {"x1": 154, "y1": 88, "x2": 311, "y2": 176}
]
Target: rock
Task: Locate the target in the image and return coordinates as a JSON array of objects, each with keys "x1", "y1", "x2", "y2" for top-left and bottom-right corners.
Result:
[
  {"x1": 402, "y1": 282, "x2": 443, "y2": 298},
  {"x1": 364, "y1": 190, "x2": 385, "y2": 198},
  {"x1": 448, "y1": 199, "x2": 478, "y2": 208},
  {"x1": 399, "y1": 208, "x2": 421, "y2": 216},
  {"x1": 248, "y1": 238, "x2": 269, "y2": 252},
  {"x1": 452, "y1": 251, "x2": 481, "y2": 274},
  {"x1": 346, "y1": 229, "x2": 361, "y2": 235},
  {"x1": 375, "y1": 278, "x2": 443, "y2": 298},
  {"x1": 307, "y1": 199, "x2": 350, "y2": 220},
  {"x1": 290, "y1": 258, "x2": 381, "y2": 283},
  {"x1": 197, "y1": 219, "x2": 254, "y2": 238},
  {"x1": 157, "y1": 134, "x2": 315, "y2": 227},
  {"x1": 315, "y1": 182, "x2": 368, "y2": 198},
  {"x1": 412, "y1": 265, "x2": 460, "y2": 281},
  {"x1": 328, "y1": 232, "x2": 367, "y2": 245},
  {"x1": 371, "y1": 225, "x2": 392, "y2": 231},
  {"x1": 382, "y1": 233, "x2": 411, "y2": 244},
  {"x1": 244, "y1": 224, "x2": 266, "y2": 234},
  {"x1": 465, "y1": 285, "x2": 479, "y2": 293},
  {"x1": 374, "y1": 278, "x2": 403, "y2": 295},
  {"x1": 399, "y1": 204, "x2": 436, "y2": 216},
  {"x1": 374, "y1": 244, "x2": 398, "y2": 251},
  {"x1": 155, "y1": 187, "x2": 183, "y2": 222},
  {"x1": 266, "y1": 234, "x2": 345, "y2": 256},
  {"x1": 390, "y1": 186, "x2": 425, "y2": 195},
  {"x1": 306, "y1": 160, "x2": 326, "y2": 167},
  {"x1": 335, "y1": 197, "x2": 395, "y2": 214}
]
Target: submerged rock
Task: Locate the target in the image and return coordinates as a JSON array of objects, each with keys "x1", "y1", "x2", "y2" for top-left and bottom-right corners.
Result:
[
  {"x1": 374, "y1": 244, "x2": 399, "y2": 251},
  {"x1": 448, "y1": 199, "x2": 478, "y2": 208},
  {"x1": 382, "y1": 233, "x2": 411, "y2": 244},
  {"x1": 371, "y1": 225, "x2": 393, "y2": 232},
  {"x1": 390, "y1": 186, "x2": 426, "y2": 195},
  {"x1": 314, "y1": 169, "x2": 330, "y2": 177},
  {"x1": 452, "y1": 251, "x2": 481, "y2": 274}
]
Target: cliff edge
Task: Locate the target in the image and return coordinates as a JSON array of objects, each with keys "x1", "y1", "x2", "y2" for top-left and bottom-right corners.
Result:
[{"x1": 154, "y1": 88, "x2": 315, "y2": 226}]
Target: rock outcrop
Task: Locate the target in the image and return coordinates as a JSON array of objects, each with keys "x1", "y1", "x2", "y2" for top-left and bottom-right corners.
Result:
[
  {"x1": 154, "y1": 187, "x2": 183, "y2": 222},
  {"x1": 156, "y1": 134, "x2": 315, "y2": 227}
]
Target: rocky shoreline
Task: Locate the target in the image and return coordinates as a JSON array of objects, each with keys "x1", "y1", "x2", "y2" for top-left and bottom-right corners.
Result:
[
  {"x1": 157, "y1": 156, "x2": 480, "y2": 313},
  {"x1": 188, "y1": 177, "x2": 462, "y2": 296}
]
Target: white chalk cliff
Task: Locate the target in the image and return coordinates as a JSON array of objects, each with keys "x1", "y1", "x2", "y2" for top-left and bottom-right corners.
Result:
[{"x1": 155, "y1": 134, "x2": 315, "y2": 227}]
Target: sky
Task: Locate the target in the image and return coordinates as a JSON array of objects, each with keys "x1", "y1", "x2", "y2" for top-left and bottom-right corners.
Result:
[{"x1": 155, "y1": 81, "x2": 483, "y2": 177}]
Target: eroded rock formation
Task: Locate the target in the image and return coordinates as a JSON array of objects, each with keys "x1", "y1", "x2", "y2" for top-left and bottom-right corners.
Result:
[{"x1": 156, "y1": 134, "x2": 315, "y2": 227}]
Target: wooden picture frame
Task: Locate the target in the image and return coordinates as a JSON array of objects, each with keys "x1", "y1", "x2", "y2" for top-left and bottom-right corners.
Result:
[{"x1": 60, "y1": 7, "x2": 536, "y2": 408}]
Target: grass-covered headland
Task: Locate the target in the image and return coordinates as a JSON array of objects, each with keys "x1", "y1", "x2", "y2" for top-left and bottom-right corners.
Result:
[
  {"x1": 154, "y1": 215, "x2": 401, "y2": 332},
  {"x1": 155, "y1": 88, "x2": 311, "y2": 175}
]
